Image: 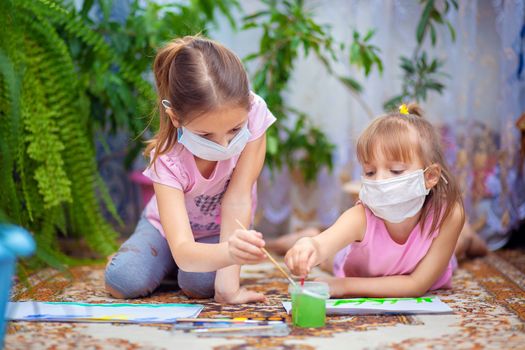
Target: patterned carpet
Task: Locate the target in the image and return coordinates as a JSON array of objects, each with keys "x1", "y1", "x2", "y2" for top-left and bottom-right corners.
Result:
[{"x1": 5, "y1": 249, "x2": 525, "y2": 349}]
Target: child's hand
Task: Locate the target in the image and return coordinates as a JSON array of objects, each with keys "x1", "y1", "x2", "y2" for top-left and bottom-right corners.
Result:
[
  {"x1": 284, "y1": 237, "x2": 319, "y2": 278},
  {"x1": 214, "y1": 287, "x2": 267, "y2": 304},
  {"x1": 228, "y1": 229, "x2": 267, "y2": 265}
]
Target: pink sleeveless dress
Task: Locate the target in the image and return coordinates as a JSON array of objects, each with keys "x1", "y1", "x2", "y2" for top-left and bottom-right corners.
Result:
[{"x1": 333, "y1": 207, "x2": 457, "y2": 290}]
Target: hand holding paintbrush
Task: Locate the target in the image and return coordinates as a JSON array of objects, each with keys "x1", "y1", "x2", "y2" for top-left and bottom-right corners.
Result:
[
  {"x1": 234, "y1": 219, "x2": 297, "y2": 286},
  {"x1": 227, "y1": 221, "x2": 268, "y2": 265}
]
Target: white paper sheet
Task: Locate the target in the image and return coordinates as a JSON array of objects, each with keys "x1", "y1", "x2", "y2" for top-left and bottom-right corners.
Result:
[
  {"x1": 282, "y1": 296, "x2": 452, "y2": 315},
  {"x1": 6, "y1": 301, "x2": 204, "y2": 323}
]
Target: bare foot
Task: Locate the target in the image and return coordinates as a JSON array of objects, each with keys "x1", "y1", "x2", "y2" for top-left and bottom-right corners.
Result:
[
  {"x1": 266, "y1": 227, "x2": 321, "y2": 255},
  {"x1": 466, "y1": 233, "x2": 488, "y2": 258},
  {"x1": 455, "y1": 220, "x2": 488, "y2": 261}
]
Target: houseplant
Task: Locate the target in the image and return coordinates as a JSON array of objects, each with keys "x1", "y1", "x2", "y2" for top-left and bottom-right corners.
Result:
[
  {"x1": 242, "y1": 0, "x2": 383, "y2": 229},
  {"x1": 0, "y1": 0, "x2": 120, "y2": 268},
  {"x1": 243, "y1": 0, "x2": 383, "y2": 183},
  {"x1": 384, "y1": 0, "x2": 458, "y2": 110},
  {"x1": 0, "y1": 0, "x2": 239, "y2": 268}
]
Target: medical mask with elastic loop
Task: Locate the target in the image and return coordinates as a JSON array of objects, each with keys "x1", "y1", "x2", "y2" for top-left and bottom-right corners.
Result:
[
  {"x1": 162, "y1": 99, "x2": 251, "y2": 161},
  {"x1": 176, "y1": 125, "x2": 251, "y2": 161},
  {"x1": 359, "y1": 167, "x2": 438, "y2": 223}
]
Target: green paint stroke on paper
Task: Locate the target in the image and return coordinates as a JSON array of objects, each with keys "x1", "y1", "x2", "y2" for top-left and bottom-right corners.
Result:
[{"x1": 331, "y1": 297, "x2": 435, "y2": 306}]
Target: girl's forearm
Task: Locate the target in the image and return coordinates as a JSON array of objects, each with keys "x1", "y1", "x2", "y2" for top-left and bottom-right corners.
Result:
[
  {"x1": 332, "y1": 276, "x2": 426, "y2": 298},
  {"x1": 171, "y1": 241, "x2": 233, "y2": 272},
  {"x1": 214, "y1": 199, "x2": 252, "y2": 296}
]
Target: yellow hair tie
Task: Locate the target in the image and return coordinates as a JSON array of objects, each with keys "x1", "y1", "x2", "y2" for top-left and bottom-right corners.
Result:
[{"x1": 399, "y1": 104, "x2": 409, "y2": 115}]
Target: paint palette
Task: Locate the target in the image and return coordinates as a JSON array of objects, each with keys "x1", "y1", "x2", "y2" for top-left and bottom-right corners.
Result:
[{"x1": 173, "y1": 317, "x2": 290, "y2": 337}]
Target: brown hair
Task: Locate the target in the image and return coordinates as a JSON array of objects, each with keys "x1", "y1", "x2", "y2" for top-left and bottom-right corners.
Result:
[
  {"x1": 144, "y1": 35, "x2": 251, "y2": 165},
  {"x1": 356, "y1": 103, "x2": 464, "y2": 234}
]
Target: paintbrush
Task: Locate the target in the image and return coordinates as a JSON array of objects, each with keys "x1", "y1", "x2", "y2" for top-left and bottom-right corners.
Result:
[
  {"x1": 235, "y1": 219, "x2": 297, "y2": 286},
  {"x1": 176, "y1": 317, "x2": 282, "y2": 323},
  {"x1": 188, "y1": 325, "x2": 274, "y2": 333}
]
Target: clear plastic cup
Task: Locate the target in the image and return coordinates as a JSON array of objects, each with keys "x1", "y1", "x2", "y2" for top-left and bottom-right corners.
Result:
[{"x1": 288, "y1": 281, "x2": 330, "y2": 328}]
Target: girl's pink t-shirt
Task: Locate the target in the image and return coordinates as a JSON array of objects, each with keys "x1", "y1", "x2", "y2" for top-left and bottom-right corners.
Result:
[
  {"x1": 333, "y1": 206, "x2": 457, "y2": 290},
  {"x1": 142, "y1": 92, "x2": 276, "y2": 239}
]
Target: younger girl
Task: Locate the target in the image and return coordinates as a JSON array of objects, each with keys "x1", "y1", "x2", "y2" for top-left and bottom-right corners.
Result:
[
  {"x1": 283, "y1": 103, "x2": 465, "y2": 297},
  {"x1": 234, "y1": 104, "x2": 470, "y2": 298},
  {"x1": 105, "y1": 36, "x2": 275, "y2": 304}
]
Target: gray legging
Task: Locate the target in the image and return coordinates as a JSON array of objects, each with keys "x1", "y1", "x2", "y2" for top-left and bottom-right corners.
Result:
[{"x1": 105, "y1": 215, "x2": 219, "y2": 299}]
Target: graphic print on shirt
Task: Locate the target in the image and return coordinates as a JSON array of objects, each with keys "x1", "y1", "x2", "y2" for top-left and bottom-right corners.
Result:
[{"x1": 191, "y1": 179, "x2": 230, "y2": 232}]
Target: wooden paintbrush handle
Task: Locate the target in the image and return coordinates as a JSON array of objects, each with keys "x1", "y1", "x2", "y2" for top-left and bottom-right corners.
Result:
[{"x1": 235, "y1": 219, "x2": 296, "y2": 286}]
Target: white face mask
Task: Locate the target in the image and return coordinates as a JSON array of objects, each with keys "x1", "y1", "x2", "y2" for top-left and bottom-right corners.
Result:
[
  {"x1": 160, "y1": 99, "x2": 251, "y2": 161},
  {"x1": 177, "y1": 124, "x2": 251, "y2": 161},
  {"x1": 359, "y1": 168, "x2": 431, "y2": 223}
]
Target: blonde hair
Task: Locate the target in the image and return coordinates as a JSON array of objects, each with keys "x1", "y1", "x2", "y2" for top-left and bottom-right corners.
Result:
[
  {"x1": 144, "y1": 35, "x2": 251, "y2": 166},
  {"x1": 356, "y1": 103, "x2": 464, "y2": 234}
]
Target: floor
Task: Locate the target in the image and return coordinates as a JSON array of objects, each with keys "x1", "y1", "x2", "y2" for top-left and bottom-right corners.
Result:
[{"x1": 5, "y1": 249, "x2": 525, "y2": 349}]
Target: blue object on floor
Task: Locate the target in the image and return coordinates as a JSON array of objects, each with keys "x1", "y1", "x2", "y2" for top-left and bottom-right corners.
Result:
[{"x1": 0, "y1": 225, "x2": 35, "y2": 347}]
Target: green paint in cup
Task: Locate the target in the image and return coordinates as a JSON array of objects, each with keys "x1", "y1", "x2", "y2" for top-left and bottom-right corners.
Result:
[{"x1": 288, "y1": 281, "x2": 330, "y2": 328}]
